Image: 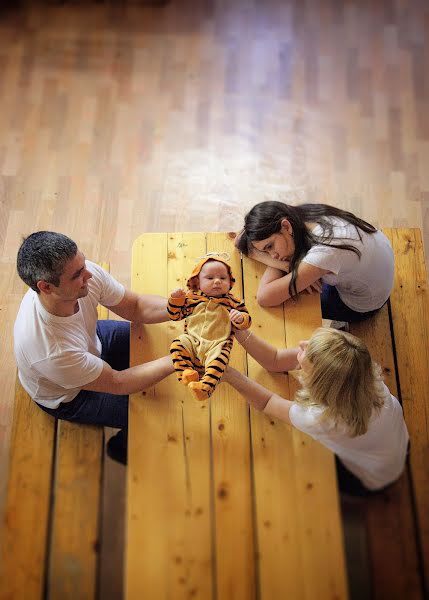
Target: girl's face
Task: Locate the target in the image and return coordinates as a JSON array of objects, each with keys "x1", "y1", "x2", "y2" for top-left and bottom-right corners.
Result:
[
  {"x1": 198, "y1": 261, "x2": 231, "y2": 296},
  {"x1": 297, "y1": 340, "x2": 311, "y2": 373},
  {"x1": 251, "y1": 219, "x2": 295, "y2": 262}
]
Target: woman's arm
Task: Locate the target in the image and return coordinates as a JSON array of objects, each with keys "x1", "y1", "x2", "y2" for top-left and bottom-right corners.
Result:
[
  {"x1": 223, "y1": 366, "x2": 294, "y2": 425},
  {"x1": 234, "y1": 328, "x2": 300, "y2": 372},
  {"x1": 257, "y1": 262, "x2": 328, "y2": 307}
]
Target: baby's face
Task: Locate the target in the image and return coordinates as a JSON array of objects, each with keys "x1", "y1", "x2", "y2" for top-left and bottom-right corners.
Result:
[{"x1": 198, "y1": 261, "x2": 231, "y2": 296}]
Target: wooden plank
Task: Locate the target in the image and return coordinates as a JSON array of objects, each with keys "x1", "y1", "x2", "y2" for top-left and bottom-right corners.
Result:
[
  {"x1": 243, "y1": 256, "x2": 304, "y2": 600},
  {"x1": 285, "y1": 294, "x2": 348, "y2": 600},
  {"x1": 127, "y1": 234, "x2": 347, "y2": 599},
  {"x1": 127, "y1": 233, "x2": 169, "y2": 598},
  {"x1": 0, "y1": 380, "x2": 55, "y2": 600},
  {"x1": 207, "y1": 232, "x2": 255, "y2": 600},
  {"x1": 384, "y1": 228, "x2": 429, "y2": 588},
  {"x1": 48, "y1": 261, "x2": 109, "y2": 599},
  {"x1": 48, "y1": 423, "x2": 104, "y2": 599},
  {"x1": 166, "y1": 232, "x2": 213, "y2": 600},
  {"x1": 127, "y1": 233, "x2": 194, "y2": 599},
  {"x1": 243, "y1": 257, "x2": 347, "y2": 599},
  {"x1": 351, "y1": 305, "x2": 422, "y2": 599}
]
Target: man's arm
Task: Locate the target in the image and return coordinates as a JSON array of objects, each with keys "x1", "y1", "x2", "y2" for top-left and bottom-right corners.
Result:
[
  {"x1": 223, "y1": 366, "x2": 294, "y2": 424},
  {"x1": 109, "y1": 289, "x2": 169, "y2": 324},
  {"x1": 82, "y1": 356, "x2": 174, "y2": 395}
]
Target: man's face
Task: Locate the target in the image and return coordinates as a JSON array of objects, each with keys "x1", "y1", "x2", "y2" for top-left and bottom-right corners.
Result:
[{"x1": 48, "y1": 250, "x2": 93, "y2": 302}]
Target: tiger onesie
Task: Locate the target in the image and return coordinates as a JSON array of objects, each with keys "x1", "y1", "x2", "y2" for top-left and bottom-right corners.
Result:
[{"x1": 168, "y1": 256, "x2": 251, "y2": 401}]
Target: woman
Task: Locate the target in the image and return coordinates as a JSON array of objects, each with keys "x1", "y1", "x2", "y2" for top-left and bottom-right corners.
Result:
[
  {"x1": 224, "y1": 323, "x2": 409, "y2": 494},
  {"x1": 236, "y1": 201, "x2": 394, "y2": 322}
]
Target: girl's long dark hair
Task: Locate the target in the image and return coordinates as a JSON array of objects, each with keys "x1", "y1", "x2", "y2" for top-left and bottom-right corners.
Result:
[{"x1": 237, "y1": 201, "x2": 377, "y2": 298}]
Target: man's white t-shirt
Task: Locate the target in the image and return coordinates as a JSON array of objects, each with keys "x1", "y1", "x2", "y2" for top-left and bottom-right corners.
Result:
[
  {"x1": 303, "y1": 218, "x2": 394, "y2": 312},
  {"x1": 14, "y1": 261, "x2": 125, "y2": 409},
  {"x1": 289, "y1": 384, "x2": 409, "y2": 490}
]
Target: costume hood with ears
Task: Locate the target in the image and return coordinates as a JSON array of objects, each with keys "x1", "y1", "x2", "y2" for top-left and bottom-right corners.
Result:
[{"x1": 187, "y1": 254, "x2": 235, "y2": 291}]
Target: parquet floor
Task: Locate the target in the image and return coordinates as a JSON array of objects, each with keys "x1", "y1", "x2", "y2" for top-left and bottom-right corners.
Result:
[{"x1": 0, "y1": 1, "x2": 428, "y2": 597}]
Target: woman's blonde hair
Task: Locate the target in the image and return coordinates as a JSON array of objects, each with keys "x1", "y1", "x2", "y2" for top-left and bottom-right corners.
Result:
[{"x1": 296, "y1": 328, "x2": 385, "y2": 437}]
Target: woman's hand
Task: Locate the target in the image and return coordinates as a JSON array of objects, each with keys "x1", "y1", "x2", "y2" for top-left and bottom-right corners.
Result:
[{"x1": 229, "y1": 309, "x2": 244, "y2": 325}]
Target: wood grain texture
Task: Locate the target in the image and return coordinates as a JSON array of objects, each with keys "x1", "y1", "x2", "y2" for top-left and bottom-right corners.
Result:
[
  {"x1": 0, "y1": 380, "x2": 55, "y2": 600},
  {"x1": 48, "y1": 421, "x2": 104, "y2": 600},
  {"x1": 384, "y1": 228, "x2": 429, "y2": 589},
  {"x1": 127, "y1": 233, "x2": 347, "y2": 599},
  {"x1": 350, "y1": 304, "x2": 423, "y2": 600}
]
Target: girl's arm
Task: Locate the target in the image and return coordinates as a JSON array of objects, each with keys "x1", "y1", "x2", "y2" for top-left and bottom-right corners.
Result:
[
  {"x1": 257, "y1": 262, "x2": 328, "y2": 307},
  {"x1": 223, "y1": 366, "x2": 294, "y2": 425},
  {"x1": 234, "y1": 327, "x2": 300, "y2": 372},
  {"x1": 247, "y1": 248, "x2": 291, "y2": 272}
]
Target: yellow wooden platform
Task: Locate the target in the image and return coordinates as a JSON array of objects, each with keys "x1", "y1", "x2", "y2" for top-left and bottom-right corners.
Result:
[{"x1": 126, "y1": 232, "x2": 348, "y2": 600}]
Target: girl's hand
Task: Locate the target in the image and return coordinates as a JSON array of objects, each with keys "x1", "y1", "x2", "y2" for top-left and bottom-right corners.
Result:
[
  {"x1": 171, "y1": 288, "x2": 186, "y2": 299},
  {"x1": 229, "y1": 309, "x2": 244, "y2": 325},
  {"x1": 303, "y1": 279, "x2": 323, "y2": 294}
]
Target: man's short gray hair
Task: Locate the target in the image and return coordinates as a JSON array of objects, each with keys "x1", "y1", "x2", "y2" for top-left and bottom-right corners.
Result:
[{"x1": 17, "y1": 231, "x2": 78, "y2": 293}]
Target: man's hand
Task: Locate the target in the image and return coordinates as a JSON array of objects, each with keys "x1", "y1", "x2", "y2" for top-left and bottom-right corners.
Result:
[
  {"x1": 229, "y1": 308, "x2": 244, "y2": 325},
  {"x1": 170, "y1": 288, "x2": 186, "y2": 299}
]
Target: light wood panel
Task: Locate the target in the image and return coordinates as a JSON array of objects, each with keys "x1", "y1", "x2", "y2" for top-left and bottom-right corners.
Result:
[
  {"x1": 127, "y1": 232, "x2": 347, "y2": 599},
  {"x1": 206, "y1": 233, "x2": 255, "y2": 600},
  {"x1": 384, "y1": 228, "x2": 429, "y2": 587},
  {"x1": 0, "y1": 382, "x2": 55, "y2": 600}
]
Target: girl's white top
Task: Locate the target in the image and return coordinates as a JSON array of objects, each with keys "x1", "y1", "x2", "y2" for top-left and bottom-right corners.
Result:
[{"x1": 303, "y1": 218, "x2": 394, "y2": 312}]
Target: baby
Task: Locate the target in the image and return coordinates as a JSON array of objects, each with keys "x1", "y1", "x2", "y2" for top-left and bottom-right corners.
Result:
[{"x1": 168, "y1": 254, "x2": 251, "y2": 401}]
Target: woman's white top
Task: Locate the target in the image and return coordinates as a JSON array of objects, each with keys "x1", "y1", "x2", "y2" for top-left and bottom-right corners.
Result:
[
  {"x1": 289, "y1": 384, "x2": 409, "y2": 490},
  {"x1": 303, "y1": 218, "x2": 394, "y2": 312}
]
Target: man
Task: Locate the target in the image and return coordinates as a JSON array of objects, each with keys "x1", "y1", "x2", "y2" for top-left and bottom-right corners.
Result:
[{"x1": 14, "y1": 231, "x2": 174, "y2": 464}]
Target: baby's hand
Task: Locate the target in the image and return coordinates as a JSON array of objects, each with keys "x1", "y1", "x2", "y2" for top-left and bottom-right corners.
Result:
[
  {"x1": 171, "y1": 288, "x2": 186, "y2": 299},
  {"x1": 229, "y1": 309, "x2": 244, "y2": 325}
]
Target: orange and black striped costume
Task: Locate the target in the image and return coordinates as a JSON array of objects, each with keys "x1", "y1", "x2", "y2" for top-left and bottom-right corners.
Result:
[{"x1": 168, "y1": 258, "x2": 251, "y2": 401}]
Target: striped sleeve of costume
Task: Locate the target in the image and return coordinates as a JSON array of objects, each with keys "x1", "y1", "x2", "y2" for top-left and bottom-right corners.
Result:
[
  {"x1": 167, "y1": 295, "x2": 188, "y2": 321},
  {"x1": 224, "y1": 294, "x2": 252, "y2": 330}
]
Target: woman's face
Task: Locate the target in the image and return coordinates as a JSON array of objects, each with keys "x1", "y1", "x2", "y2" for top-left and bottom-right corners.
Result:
[
  {"x1": 297, "y1": 340, "x2": 311, "y2": 373},
  {"x1": 251, "y1": 219, "x2": 295, "y2": 262}
]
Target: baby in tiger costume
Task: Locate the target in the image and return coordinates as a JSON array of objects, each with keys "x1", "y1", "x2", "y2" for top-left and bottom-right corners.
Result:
[{"x1": 168, "y1": 254, "x2": 251, "y2": 401}]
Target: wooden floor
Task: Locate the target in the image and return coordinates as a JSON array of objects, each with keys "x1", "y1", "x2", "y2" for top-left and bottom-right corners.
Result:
[{"x1": 0, "y1": 0, "x2": 428, "y2": 598}]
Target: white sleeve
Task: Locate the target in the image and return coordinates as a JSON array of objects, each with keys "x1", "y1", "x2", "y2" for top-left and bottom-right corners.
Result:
[
  {"x1": 87, "y1": 261, "x2": 125, "y2": 307},
  {"x1": 33, "y1": 351, "x2": 104, "y2": 389},
  {"x1": 289, "y1": 403, "x2": 325, "y2": 435},
  {"x1": 302, "y1": 244, "x2": 344, "y2": 275}
]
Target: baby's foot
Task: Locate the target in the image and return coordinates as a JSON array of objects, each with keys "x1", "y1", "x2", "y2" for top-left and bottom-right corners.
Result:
[
  {"x1": 181, "y1": 369, "x2": 200, "y2": 385},
  {"x1": 188, "y1": 382, "x2": 210, "y2": 401}
]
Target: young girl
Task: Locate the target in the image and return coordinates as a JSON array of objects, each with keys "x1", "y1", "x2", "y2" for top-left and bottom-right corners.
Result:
[
  {"x1": 224, "y1": 324, "x2": 409, "y2": 494},
  {"x1": 236, "y1": 201, "x2": 394, "y2": 322}
]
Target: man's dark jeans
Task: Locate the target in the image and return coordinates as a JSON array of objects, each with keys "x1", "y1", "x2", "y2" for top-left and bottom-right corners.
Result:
[{"x1": 37, "y1": 320, "x2": 130, "y2": 462}]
